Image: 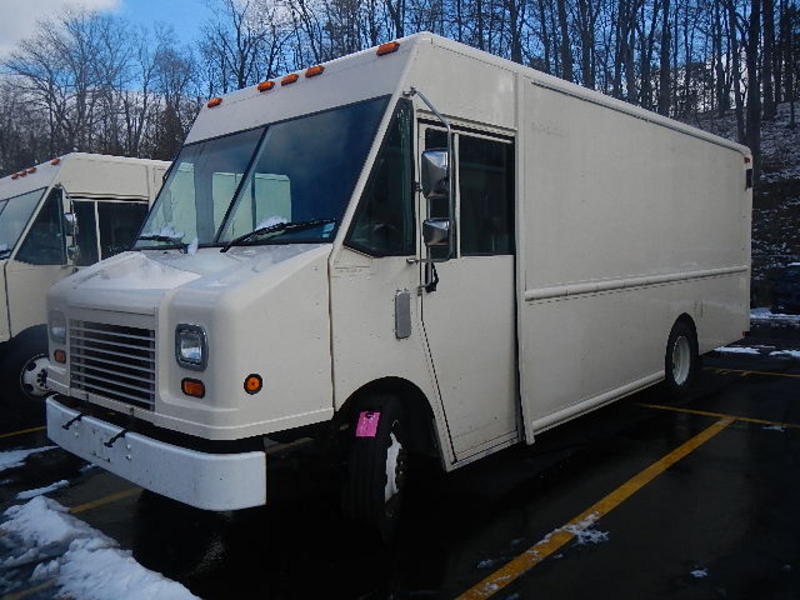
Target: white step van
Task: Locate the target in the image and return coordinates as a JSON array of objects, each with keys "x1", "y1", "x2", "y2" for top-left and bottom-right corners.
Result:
[
  {"x1": 45, "y1": 34, "x2": 751, "y2": 532},
  {"x1": 0, "y1": 154, "x2": 168, "y2": 402}
]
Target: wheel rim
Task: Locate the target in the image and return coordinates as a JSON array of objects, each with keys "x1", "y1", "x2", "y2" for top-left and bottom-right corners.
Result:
[
  {"x1": 384, "y1": 429, "x2": 406, "y2": 504},
  {"x1": 671, "y1": 335, "x2": 691, "y2": 386},
  {"x1": 20, "y1": 354, "x2": 49, "y2": 399}
]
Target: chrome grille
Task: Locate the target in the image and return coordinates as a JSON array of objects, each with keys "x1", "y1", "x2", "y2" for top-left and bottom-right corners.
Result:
[{"x1": 70, "y1": 320, "x2": 156, "y2": 409}]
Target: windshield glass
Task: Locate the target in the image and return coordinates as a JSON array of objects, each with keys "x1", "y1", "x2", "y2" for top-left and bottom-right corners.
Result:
[
  {"x1": 0, "y1": 188, "x2": 46, "y2": 258},
  {"x1": 136, "y1": 128, "x2": 264, "y2": 248},
  {"x1": 136, "y1": 96, "x2": 389, "y2": 249}
]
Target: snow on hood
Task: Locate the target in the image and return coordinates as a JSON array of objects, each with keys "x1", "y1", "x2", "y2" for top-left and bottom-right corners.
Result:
[{"x1": 70, "y1": 243, "x2": 327, "y2": 294}]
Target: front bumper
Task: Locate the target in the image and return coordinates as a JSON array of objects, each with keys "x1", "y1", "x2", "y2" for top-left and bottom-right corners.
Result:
[{"x1": 46, "y1": 396, "x2": 267, "y2": 511}]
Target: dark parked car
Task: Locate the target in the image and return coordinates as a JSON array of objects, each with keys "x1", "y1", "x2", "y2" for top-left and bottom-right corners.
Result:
[{"x1": 772, "y1": 263, "x2": 800, "y2": 314}]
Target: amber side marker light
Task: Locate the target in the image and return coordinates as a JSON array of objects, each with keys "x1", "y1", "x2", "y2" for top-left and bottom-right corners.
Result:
[
  {"x1": 207, "y1": 97, "x2": 223, "y2": 108},
  {"x1": 281, "y1": 73, "x2": 299, "y2": 86},
  {"x1": 244, "y1": 374, "x2": 263, "y2": 395},
  {"x1": 54, "y1": 350, "x2": 66, "y2": 364},
  {"x1": 257, "y1": 80, "x2": 275, "y2": 92},
  {"x1": 376, "y1": 41, "x2": 400, "y2": 56},
  {"x1": 305, "y1": 65, "x2": 324, "y2": 77},
  {"x1": 182, "y1": 378, "x2": 206, "y2": 398}
]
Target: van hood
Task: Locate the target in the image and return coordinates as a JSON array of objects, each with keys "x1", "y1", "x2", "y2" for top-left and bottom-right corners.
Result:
[{"x1": 50, "y1": 244, "x2": 328, "y2": 315}]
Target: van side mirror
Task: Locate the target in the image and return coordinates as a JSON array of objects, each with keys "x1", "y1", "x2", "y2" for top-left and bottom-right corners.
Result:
[
  {"x1": 63, "y1": 213, "x2": 76, "y2": 236},
  {"x1": 421, "y1": 149, "x2": 449, "y2": 200},
  {"x1": 423, "y1": 218, "x2": 450, "y2": 247}
]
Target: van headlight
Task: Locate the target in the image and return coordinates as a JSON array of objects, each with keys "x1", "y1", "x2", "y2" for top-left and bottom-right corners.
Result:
[
  {"x1": 175, "y1": 324, "x2": 207, "y2": 370},
  {"x1": 49, "y1": 311, "x2": 67, "y2": 343}
]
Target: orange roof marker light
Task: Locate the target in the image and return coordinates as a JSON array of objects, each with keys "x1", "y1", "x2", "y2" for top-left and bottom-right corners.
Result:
[
  {"x1": 376, "y1": 41, "x2": 400, "y2": 56},
  {"x1": 257, "y1": 80, "x2": 275, "y2": 92},
  {"x1": 281, "y1": 73, "x2": 299, "y2": 86},
  {"x1": 207, "y1": 97, "x2": 223, "y2": 108},
  {"x1": 305, "y1": 65, "x2": 325, "y2": 78},
  {"x1": 50, "y1": 157, "x2": 61, "y2": 166},
  {"x1": 11, "y1": 173, "x2": 18, "y2": 180},
  {"x1": 17, "y1": 171, "x2": 26, "y2": 177},
  {"x1": 26, "y1": 167, "x2": 36, "y2": 174}
]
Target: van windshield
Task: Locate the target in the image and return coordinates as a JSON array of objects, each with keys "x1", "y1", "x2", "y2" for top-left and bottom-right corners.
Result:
[
  {"x1": 0, "y1": 188, "x2": 46, "y2": 258},
  {"x1": 136, "y1": 96, "x2": 389, "y2": 249}
]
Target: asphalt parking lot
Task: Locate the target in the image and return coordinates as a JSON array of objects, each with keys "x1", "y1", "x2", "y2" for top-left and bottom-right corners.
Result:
[{"x1": 2, "y1": 329, "x2": 800, "y2": 600}]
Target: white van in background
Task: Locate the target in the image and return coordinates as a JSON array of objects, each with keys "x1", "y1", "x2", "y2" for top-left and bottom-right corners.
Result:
[
  {"x1": 45, "y1": 33, "x2": 750, "y2": 536},
  {"x1": 0, "y1": 153, "x2": 168, "y2": 402}
]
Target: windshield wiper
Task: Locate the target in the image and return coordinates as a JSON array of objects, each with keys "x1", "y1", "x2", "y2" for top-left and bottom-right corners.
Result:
[
  {"x1": 220, "y1": 218, "x2": 336, "y2": 253},
  {"x1": 137, "y1": 234, "x2": 188, "y2": 253}
]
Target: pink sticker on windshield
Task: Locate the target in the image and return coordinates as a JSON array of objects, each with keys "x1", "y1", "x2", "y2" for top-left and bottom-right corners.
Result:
[{"x1": 356, "y1": 411, "x2": 381, "y2": 437}]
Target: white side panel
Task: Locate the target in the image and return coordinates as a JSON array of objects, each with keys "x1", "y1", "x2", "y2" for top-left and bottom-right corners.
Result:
[{"x1": 518, "y1": 80, "x2": 750, "y2": 440}]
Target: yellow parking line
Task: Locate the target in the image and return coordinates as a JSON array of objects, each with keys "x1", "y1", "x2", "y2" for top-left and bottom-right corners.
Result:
[
  {"x1": 454, "y1": 417, "x2": 734, "y2": 600},
  {"x1": 68, "y1": 487, "x2": 141, "y2": 514},
  {"x1": 637, "y1": 402, "x2": 800, "y2": 430},
  {"x1": 0, "y1": 426, "x2": 45, "y2": 440},
  {"x1": 0, "y1": 580, "x2": 56, "y2": 600},
  {"x1": 707, "y1": 367, "x2": 800, "y2": 379}
]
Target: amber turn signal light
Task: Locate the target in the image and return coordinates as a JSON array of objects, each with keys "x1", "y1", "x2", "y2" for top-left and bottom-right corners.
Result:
[
  {"x1": 305, "y1": 65, "x2": 324, "y2": 77},
  {"x1": 182, "y1": 378, "x2": 205, "y2": 398},
  {"x1": 207, "y1": 97, "x2": 223, "y2": 108},
  {"x1": 244, "y1": 374, "x2": 263, "y2": 395},
  {"x1": 54, "y1": 350, "x2": 66, "y2": 364},
  {"x1": 376, "y1": 41, "x2": 400, "y2": 55},
  {"x1": 257, "y1": 80, "x2": 275, "y2": 92}
]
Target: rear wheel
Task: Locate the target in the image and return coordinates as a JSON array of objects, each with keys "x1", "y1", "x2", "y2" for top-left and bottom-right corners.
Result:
[
  {"x1": 664, "y1": 320, "x2": 699, "y2": 396},
  {"x1": 342, "y1": 395, "x2": 408, "y2": 541}
]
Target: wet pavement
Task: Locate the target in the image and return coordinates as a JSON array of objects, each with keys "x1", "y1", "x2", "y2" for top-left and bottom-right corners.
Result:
[{"x1": 2, "y1": 329, "x2": 800, "y2": 599}]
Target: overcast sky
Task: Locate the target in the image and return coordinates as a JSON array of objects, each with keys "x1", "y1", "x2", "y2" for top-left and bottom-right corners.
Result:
[{"x1": 0, "y1": 0, "x2": 211, "y2": 56}]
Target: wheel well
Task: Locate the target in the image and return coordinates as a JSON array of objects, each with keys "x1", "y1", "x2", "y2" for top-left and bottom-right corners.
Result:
[
  {"x1": 339, "y1": 378, "x2": 438, "y2": 456},
  {"x1": 674, "y1": 313, "x2": 697, "y2": 341}
]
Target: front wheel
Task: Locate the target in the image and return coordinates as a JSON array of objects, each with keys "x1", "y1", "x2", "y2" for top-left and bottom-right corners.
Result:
[
  {"x1": 341, "y1": 395, "x2": 408, "y2": 541},
  {"x1": 2, "y1": 327, "x2": 50, "y2": 404},
  {"x1": 664, "y1": 320, "x2": 699, "y2": 397}
]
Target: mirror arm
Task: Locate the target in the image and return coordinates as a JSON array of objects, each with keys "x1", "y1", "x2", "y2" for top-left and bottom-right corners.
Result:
[{"x1": 405, "y1": 87, "x2": 456, "y2": 260}]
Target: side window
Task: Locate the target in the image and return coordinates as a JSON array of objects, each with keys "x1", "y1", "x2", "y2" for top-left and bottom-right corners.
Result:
[
  {"x1": 16, "y1": 189, "x2": 66, "y2": 265},
  {"x1": 458, "y1": 135, "x2": 514, "y2": 255},
  {"x1": 74, "y1": 202, "x2": 99, "y2": 266},
  {"x1": 346, "y1": 100, "x2": 415, "y2": 256},
  {"x1": 98, "y1": 203, "x2": 149, "y2": 259}
]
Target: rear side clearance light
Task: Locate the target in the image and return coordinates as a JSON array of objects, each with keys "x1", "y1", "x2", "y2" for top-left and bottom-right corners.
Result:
[
  {"x1": 54, "y1": 350, "x2": 66, "y2": 364},
  {"x1": 257, "y1": 80, "x2": 275, "y2": 92},
  {"x1": 182, "y1": 378, "x2": 205, "y2": 398},
  {"x1": 281, "y1": 73, "x2": 299, "y2": 86},
  {"x1": 305, "y1": 65, "x2": 324, "y2": 77},
  {"x1": 207, "y1": 97, "x2": 223, "y2": 108},
  {"x1": 376, "y1": 41, "x2": 400, "y2": 55}
]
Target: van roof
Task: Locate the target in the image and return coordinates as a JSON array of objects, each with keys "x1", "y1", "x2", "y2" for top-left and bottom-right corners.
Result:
[
  {"x1": 189, "y1": 32, "x2": 749, "y2": 156},
  {"x1": 0, "y1": 153, "x2": 170, "y2": 202}
]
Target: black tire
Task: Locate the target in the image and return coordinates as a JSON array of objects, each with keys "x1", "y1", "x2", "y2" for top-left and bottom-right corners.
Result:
[
  {"x1": 342, "y1": 395, "x2": 408, "y2": 541},
  {"x1": 664, "y1": 320, "x2": 699, "y2": 397},
  {"x1": 1, "y1": 326, "x2": 50, "y2": 404}
]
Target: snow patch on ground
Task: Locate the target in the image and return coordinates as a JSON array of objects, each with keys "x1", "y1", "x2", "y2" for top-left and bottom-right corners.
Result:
[
  {"x1": 690, "y1": 568, "x2": 708, "y2": 578},
  {"x1": 770, "y1": 349, "x2": 800, "y2": 359},
  {"x1": 714, "y1": 346, "x2": 761, "y2": 355},
  {"x1": 0, "y1": 446, "x2": 56, "y2": 473},
  {"x1": 762, "y1": 425, "x2": 786, "y2": 432},
  {"x1": 16, "y1": 480, "x2": 69, "y2": 500},
  {"x1": 752, "y1": 308, "x2": 800, "y2": 327},
  {"x1": 562, "y1": 515, "x2": 610, "y2": 545},
  {"x1": 1, "y1": 496, "x2": 199, "y2": 600}
]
